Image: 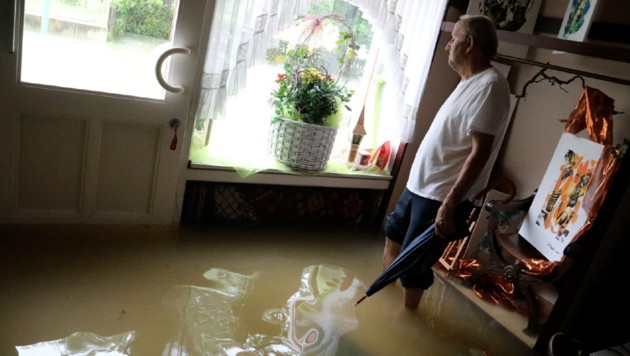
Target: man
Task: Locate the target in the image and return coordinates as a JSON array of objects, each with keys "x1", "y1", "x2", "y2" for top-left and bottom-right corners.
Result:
[{"x1": 382, "y1": 14, "x2": 511, "y2": 309}]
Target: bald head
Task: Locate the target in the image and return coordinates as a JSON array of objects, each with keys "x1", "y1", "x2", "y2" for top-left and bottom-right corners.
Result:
[{"x1": 458, "y1": 14, "x2": 498, "y2": 61}]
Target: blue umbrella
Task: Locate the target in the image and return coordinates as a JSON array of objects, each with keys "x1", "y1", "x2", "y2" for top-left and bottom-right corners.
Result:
[
  {"x1": 355, "y1": 223, "x2": 444, "y2": 306},
  {"x1": 354, "y1": 209, "x2": 479, "y2": 306},
  {"x1": 355, "y1": 181, "x2": 515, "y2": 305}
]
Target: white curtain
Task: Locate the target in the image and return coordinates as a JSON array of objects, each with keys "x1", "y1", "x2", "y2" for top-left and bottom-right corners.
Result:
[
  {"x1": 194, "y1": 0, "x2": 447, "y2": 143},
  {"x1": 194, "y1": 0, "x2": 320, "y2": 129},
  {"x1": 348, "y1": 0, "x2": 448, "y2": 142}
]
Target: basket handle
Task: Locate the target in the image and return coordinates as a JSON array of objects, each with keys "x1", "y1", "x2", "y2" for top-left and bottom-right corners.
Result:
[{"x1": 298, "y1": 14, "x2": 356, "y2": 86}]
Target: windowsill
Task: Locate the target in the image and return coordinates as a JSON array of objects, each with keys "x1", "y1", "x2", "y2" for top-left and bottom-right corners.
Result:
[
  {"x1": 187, "y1": 130, "x2": 393, "y2": 189},
  {"x1": 186, "y1": 160, "x2": 392, "y2": 190}
]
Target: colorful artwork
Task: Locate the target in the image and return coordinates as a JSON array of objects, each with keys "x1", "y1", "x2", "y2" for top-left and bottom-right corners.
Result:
[
  {"x1": 558, "y1": 0, "x2": 599, "y2": 42},
  {"x1": 473, "y1": 0, "x2": 538, "y2": 31},
  {"x1": 466, "y1": 0, "x2": 542, "y2": 58},
  {"x1": 519, "y1": 133, "x2": 604, "y2": 262}
]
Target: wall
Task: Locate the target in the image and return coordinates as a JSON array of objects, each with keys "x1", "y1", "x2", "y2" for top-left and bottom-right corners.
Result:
[{"x1": 24, "y1": 14, "x2": 108, "y2": 40}]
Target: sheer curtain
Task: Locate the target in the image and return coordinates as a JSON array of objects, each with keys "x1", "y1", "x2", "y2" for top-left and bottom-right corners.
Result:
[
  {"x1": 192, "y1": 0, "x2": 447, "y2": 166},
  {"x1": 194, "y1": 0, "x2": 319, "y2": 130},
  {"x1": 348, "y1": 0, "x2": 448, "y2": 142}
]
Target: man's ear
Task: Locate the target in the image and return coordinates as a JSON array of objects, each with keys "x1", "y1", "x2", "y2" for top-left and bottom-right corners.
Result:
[{"x1": 465, "y1": 35, "x2": 474, "y2": 53}]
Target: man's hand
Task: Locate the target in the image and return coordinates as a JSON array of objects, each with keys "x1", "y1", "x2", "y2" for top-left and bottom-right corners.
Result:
[{"x1": 435, "y1": 202, "x2": 456, "y2": 238}]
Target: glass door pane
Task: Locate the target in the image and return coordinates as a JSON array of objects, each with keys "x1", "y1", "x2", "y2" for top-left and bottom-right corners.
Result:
[{"x1": 20, "y1": 0, "x2": 177, "y2": 99}]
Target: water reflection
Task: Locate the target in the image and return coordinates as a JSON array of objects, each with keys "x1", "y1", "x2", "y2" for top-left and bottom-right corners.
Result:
[
  {"x1": 162, "y1": 265, "x2": 363, "y2": 355},
  {"x1": 4, "y1": 225, "x2": 535, "y2": 356}
]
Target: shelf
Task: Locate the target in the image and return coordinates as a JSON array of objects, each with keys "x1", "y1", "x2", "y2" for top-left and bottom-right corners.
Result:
[
  {"x1": 440, "y1": 21, "x2": 630, "y2": 63},
  {"x1": 434, "y1": 269, "x2": 537, "y2": 349}
]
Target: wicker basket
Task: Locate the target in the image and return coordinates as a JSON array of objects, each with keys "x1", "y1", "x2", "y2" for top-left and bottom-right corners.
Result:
[{"x1": 268, "y1": 118, "x2": 338, "y2": 171}]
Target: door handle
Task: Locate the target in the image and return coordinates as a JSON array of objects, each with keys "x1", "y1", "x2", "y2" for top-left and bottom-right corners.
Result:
[{"x1": 155, "y1": 47, "x2": 191, "y2": 93}]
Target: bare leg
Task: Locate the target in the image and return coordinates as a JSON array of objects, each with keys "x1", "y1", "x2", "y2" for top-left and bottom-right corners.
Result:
[
  {"x1": 383, "y1": 237, "x2": 402, "y2": 269},
  {"x1": 403, "y1": 288, "x2": 424, "y2": 309}
]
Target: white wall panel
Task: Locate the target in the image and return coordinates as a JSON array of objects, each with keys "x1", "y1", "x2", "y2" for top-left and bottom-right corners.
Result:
[
  {"x1": 95, "y1": 121, "x2": 161, "y2": 217},
  {"x1": 17, "y1": 115, "x2": 87, "y2": 215}
]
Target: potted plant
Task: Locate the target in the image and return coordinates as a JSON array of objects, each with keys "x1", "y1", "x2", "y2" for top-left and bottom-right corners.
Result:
[{"x1": 268, "y1": 15, "x2": 355, "y2": 171}]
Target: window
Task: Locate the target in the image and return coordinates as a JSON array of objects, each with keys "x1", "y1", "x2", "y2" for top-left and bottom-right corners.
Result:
[
  {"x1": 189, "y1": 0, "x2": 393, "y2": 176},
  {"x1": 20, "y1": 0, "x2": 177, "y2": 99},
  {"x1": 189, "y1": 0, "x2": 448, "y2": 177}
]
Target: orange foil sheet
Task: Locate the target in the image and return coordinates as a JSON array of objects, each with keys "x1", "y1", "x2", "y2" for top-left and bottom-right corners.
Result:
[
  {"x1": 563, "y1": 87, "x2": 620, "y2": 244},
  {"x1": 454, "y1": 259, "x2": 525, "y2": 312},
  {"x1": 562, "y1": 86, "x2": 615, "y2": 146},
  {"x1": 448, "y1": 258, "x2": 556, "y2": 313}
]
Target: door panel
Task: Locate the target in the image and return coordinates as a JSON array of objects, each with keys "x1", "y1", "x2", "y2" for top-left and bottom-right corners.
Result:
[
  {"x1": 95, "y1": 121, "x2": 160, "y2": 217},
  {"x1": 18, "y1": 114, "x2": 87, "y2": 215},
  {"x1": 0, "y1": 0, "x2": 213, "y2": 224}
]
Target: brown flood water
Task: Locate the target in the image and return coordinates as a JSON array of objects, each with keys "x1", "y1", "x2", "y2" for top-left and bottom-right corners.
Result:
[{"x1": 0, "y1": 224, "x2": 535, "y2": 356}]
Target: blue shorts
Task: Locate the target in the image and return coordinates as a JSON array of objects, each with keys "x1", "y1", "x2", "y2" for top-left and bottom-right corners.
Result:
[{"x1": 384, "y1": 188, "x2": 473, "y2": 289}]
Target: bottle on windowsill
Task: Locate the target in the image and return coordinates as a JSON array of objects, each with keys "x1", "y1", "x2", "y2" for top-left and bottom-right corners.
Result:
[{"x1": 348, "y1": 106, "x2": 367, "y2": 164}]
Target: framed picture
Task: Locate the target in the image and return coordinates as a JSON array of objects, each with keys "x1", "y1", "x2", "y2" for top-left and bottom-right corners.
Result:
[
  {"x1": 466, "y1": 0, "x2": 542, "y2": 58},
  {"x1": 558, "y1": 0, "x2": 600, "y2": 42},
  {"x1": 519, "y1": 133, "x2": 604, "y2": 262}
]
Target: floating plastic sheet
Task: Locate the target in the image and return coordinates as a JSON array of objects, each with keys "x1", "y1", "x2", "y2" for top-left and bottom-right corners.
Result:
[
  {"x1": 257, "y1": 265, "x2": 363, "y2": 355},
  {"x1": 162, "y1": 265, "x2": 363, "y2": 356},
  {"x1": 162, "y1": 268, "x2": 257, "y2": 356},
  {"x1": 16, "y1": 331, "x2": 135, "y2": 356}
]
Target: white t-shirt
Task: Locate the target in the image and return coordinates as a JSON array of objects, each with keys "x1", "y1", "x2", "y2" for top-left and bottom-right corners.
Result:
[{"x1": 407, "y1": 67, "x2": 511, "y2": 202}]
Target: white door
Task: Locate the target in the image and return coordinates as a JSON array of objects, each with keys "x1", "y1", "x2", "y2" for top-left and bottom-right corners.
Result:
[{"x1": 0, "y1": 0, "x2": 213, "y2": 224}]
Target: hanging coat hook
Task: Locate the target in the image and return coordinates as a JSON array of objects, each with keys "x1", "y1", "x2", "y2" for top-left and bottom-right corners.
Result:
[{"x1": 517, "y1": 67, "x2": 586, "y2": 98}]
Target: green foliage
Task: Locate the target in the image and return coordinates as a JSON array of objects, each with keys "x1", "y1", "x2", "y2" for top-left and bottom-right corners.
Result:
[
  {"x1": 109, "y1": 0, "x2": 173, "y2": 41},
  {"x1": 268, "y1": 5, "x2": 368, "y2": 127},
  {"x1": 267, "y1": 38, "x2": 363, "y2": 81},
  {"x1": 307, "y1": 0, "x2": 373, "y2": 48},
  {"x1": 271, "y1": 45, "x2": 353, "y2": 127}
]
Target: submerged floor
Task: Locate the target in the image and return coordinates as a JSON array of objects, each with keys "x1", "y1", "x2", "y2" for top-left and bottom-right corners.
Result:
[{"x1": 0, "y1": 224, "x2": 535, "y2": 355}]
